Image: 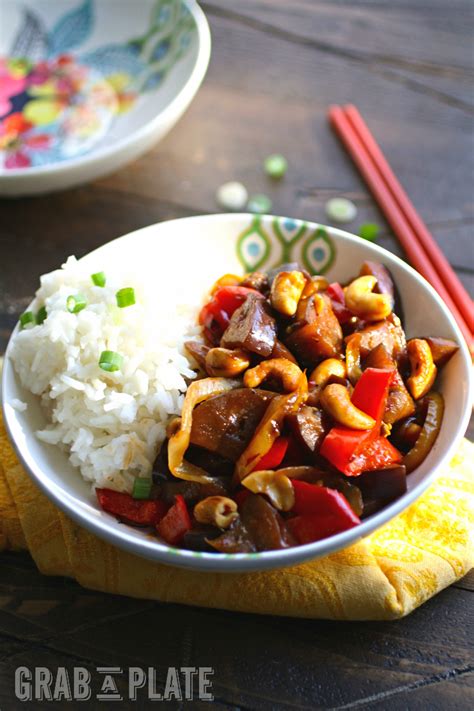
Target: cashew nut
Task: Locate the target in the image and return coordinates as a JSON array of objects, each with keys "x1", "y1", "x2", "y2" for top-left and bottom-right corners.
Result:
[
  {"x1": 270, "y1": 271, "x2": 306, "y2": 316},
  {"x1": 345, "y1": 333, "x2": 363, "y2": 384},
  {"x1": 243, "y1": 358, "x2": 303, "y2": 392},
  {"x1": 406, "y1": 338, "x2": 437, "y2": 399},
  {"x1": 193, "y1": 496, "x2": 239, "y2": 529},
  {"x1": 320, "y1": 383, "x2": 376, "y2": 429},
  {"x1": 241, "y1": 471, "x2": 295, "y2": 511},
  {"x1": 345, "y1": 275, "x2": 393, "y2": 321},
  {"x1": 205, "y1": 347, "x2": 250, "y2": 377},
  {"x1": 310, "y1": 358, "x2": 347, "y2": 387},
  {"x1": 301, "y1": 275, "x2": 329, "y2": 299}
]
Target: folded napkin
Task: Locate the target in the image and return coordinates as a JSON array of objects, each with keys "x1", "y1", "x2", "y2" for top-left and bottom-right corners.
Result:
[{"x1": 0, "y1": 414, "x2": 472, "y2": 620}]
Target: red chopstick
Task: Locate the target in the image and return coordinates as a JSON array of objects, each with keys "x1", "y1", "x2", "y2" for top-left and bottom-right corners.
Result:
[
  {"x1": 328, "y1": 105, "x2": 474, "y2": 348},
  {"x1": 344, "y1": 105, "x2": 473, "y2": 325}
]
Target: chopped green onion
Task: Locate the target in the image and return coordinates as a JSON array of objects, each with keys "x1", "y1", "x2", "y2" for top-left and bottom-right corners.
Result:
[
  {"x1": 99, "y1": 350, "x2": 124, "y2": 372},
  {"x1": 247, "y1": 194, "x2": 273, "y2": 214},
  {"x1": 132, "y1": 477, "x2": 153, "y2": 500},
  {"x1": 19, "y1": 311, "x2": 35, "y2": 329},
  {"x1": 91, "y1": 271, "x2": 106, "y2": 287},
  {"x1": 264, "y1": 153, "x2": 288, "y2": 179},
  {"x1": 66, "y1": 294, "x2": 87, "y2": 313},
  {"x1": 359, "y1": 223, "x2": 380, "y2": 242},
  {"x1": 116, "y1": 287, "x2": 136, "y2": 308},
  {"x1": 325, "y1": 197, "x2": 357, "y2": 223},
  {"x1": 216, "y1": 181, "x2": 248, "y2": 211},
  {"x1": 36, "y1": 306, "x2": 47, "y2": 325}
]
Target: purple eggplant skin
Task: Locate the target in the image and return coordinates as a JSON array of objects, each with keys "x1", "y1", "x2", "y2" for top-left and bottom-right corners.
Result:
[
  {"x1": 183, "y1": 525, "x2": 221, "y2": 552},
  {"x1": 266, "y1": 263, "x2": 301, "y2": 286},
  {"x1": 356, "y1": 465, "x2": 407, "y2": 517},
  {"x1": 359, "y1": 261, "x2": 404, "y2": 325},
  {"x1": 221, "y1": 294, "x2": 277, "y2": 357}
]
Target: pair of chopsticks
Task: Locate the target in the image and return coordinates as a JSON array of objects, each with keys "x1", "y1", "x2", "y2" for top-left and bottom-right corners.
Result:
[{"x1": 328, "y1": 104, "x2": 474, "y2": 349}]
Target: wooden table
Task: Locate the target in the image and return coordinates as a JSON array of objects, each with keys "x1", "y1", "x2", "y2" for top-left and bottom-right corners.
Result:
[{"x1": 0, "y1": 1, "x2": 472, "y2": 708}]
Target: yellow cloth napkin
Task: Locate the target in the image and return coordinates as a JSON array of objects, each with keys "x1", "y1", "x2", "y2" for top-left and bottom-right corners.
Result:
[{"x1": 0, "y1": 415, "x2": 472, "y2": 620}]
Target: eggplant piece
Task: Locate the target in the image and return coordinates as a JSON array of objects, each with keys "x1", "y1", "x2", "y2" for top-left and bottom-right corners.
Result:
[
  {"x1": 240, "y1": 271, "x2": 270, "y2": 294},
  {"x1": 152, "y1": 441, "x2": 173, "y2": 483},
  {"x1": 184, "y1": 341, "x2": 210, "y2": 370},
  {"x1": 221, "y1": 294, "x2": 277, "y2": 357},
  {"x1": 357, "y1": 465, "x2": 407, "y2": 517},
  {"x1": 425, "y1": 337, "x2": 459, "y2": 366},
  {"x1": 353, "y1": 314, "x2": 406, "y2": 364},
  {"x1": 271, "y1": 339, "x2": 298, "y2": 364},
  {"x1": 186, "y1": 445, "x2": 235, "y2": 478},
  {"x1": 157, "y1": 477, "x2": 229, "y2": 507},
  {"x1": 207, "y1": 518, "x2": 257, "y2": 553},
  {"x1": 286, "y1": 405, "x2": 328, "y2": 455},
  {"x1": 285, "y1": 293, "x2": 343, "y2": 366},
  {"x1": 190, "y1": 387, "x2": 276, "y2": 461},
  {"x1": 183, "y1": 525, "x2": 221, "y2": 552},
  {"x1": 241, "y1": 494, "x2": 294, "y2": 550}
]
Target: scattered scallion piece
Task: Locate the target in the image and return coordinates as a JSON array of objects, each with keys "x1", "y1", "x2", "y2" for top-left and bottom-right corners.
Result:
[
  {"x1": 66, "y1": 294, "x2": 87, "y2": 313},
  {"x1": 19, "y1": 311, "x2": 35, "y2": 329},
  {"x1": 91, "y1": 271, "x2": 106, "y2": 287},
  {"x1": 264, "y1": 153, "x2": 288, "y2": 179},
  {"x1": 132, "y1": 477, "x2": 153, "y2": 500},
  {"x1": 99, "y1": 350, "x2": 124, "y2": 372},
  {"x1": 36, "y1": 306, "x2": 47, "y2": 325},
  {"x1": 325, "y1": 197, "x2": 357, "y2": 223},
  {"x1": 359, "y1": 223, "x2": 380, "y2": 242},
  {"x1": 247, "y1": 194, "x2": 273, "y2": 214},
  {"x1": 116, "y1": 287, "x2": 136, "y2": 308},
  {"x1": 216, "y1": 181, "x2": 248, "y2": 211}
]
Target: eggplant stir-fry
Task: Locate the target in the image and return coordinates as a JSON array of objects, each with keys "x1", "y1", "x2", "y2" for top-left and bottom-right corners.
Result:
[{"x1": 96, "y1": 262, "x2": 458, "y2": 552}]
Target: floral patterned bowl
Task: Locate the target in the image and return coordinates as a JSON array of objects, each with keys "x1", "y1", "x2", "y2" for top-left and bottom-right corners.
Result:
[
  {"x1": 0, "y1": 0, "x2": 210, "y2": 196},
  {"x1": 2, "y1": 214, "x2": 472, "y2": 572}
]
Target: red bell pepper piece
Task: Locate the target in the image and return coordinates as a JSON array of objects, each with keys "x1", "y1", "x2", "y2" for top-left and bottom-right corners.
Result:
[
  {"x1": 96, "y1": 488, "x2": 166, "y2": 526},
  {"x1": 254, "y1": 436, "x2": 289, "y2": 470},
  {"x1": 287, "y1": 483, "x2": 360, "y2": 544},
  {"x1": 199, "y1": 286, "x2": 262, "y2": 343},
  {"x1": 156, "y1": 494, "x2": 191, "y2": 545},
  {"x1": 348, "y1": 435, "x2": 402, "y2": 475},
  {"x1": 327, "y1": 282, "x2": 352, "y2": 324},
  {"x1": 351, "y1": 367, "x2": 395, "y2": 423},
  {"x1": 320, "y1": 367, "x2": 396, "y2": 476}
]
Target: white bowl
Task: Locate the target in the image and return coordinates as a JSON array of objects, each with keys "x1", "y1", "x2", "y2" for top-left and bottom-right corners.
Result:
[
  {"x1": 0, "y1": 0, "x2": 210, "y2": 196},
  {"x1": 2, "y1": 214, "x2": 472, "y2": 572}
]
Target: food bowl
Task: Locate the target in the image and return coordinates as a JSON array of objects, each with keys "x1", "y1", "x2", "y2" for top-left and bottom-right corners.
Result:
[
  {"x1": 2, "y1": 214, "x2": 472, "y2": 572},
  {"x1": 0, "y1": 0, "x2": 210, "y2": 196}
]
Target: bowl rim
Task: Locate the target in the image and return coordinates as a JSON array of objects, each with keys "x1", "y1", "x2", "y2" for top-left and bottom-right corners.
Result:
[
  {"x1": 2, "y1": 213, "x2": 472, "y2": 573},
  {"x1": 0, "y1": 0, "x2": 211, "y2": 180}
]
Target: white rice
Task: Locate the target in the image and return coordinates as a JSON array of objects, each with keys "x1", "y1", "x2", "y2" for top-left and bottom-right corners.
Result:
[{"x1": 9, "y1": 256, "x2": 201, "y2": 493}]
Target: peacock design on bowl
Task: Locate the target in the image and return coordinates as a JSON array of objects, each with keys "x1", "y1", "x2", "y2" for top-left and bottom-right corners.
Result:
[
  {"x1": 0, "y1": 0, "x2": 195, "y2": 170},
  {"x1": 237, "y1": 216, "x2": 337, "y2": 275}
]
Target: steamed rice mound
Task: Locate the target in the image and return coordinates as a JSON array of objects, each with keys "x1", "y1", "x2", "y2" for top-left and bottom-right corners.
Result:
[{"x1": 10, "y1": 257, "x2": 200, "y2": 492}]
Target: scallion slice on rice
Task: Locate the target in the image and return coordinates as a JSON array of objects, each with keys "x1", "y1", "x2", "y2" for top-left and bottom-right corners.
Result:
[
  {"x1": 99, "y1": 350, "x2": 124, "y2": 372},
  {"x1": 36, "y1": 306, "x2": 47, "y2": 324},
  {"x1": 19, "y1": 311, "x2": 35, "y2": 329},
  {"x1": 132, "y1": 477, "x2": 153, "y2": 500},
  {"x1": 116, "y1": 287, "x2": 136, "y2": 308},
  {"x1": 67, "y1": 294, "x2": 87, "y2": 313},
  {"x1": 91, "y1": 271, "x2": 106, "y2": 287}
]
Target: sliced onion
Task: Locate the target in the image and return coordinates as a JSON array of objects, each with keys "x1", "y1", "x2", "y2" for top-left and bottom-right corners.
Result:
[
  {"x1": 168, "y1": 377, "x2": 240, "y2": 484},
  {"x1": 234, "y1": 371, "x2": 308, "y2": 481}
]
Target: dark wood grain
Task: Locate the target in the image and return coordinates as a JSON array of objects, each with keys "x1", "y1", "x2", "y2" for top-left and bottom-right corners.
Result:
[{"x1": 0, "y1": 0, "x2": 472, "y2": 708}]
